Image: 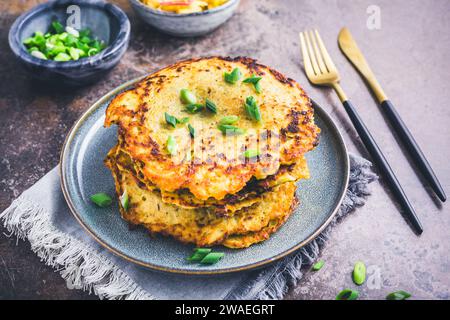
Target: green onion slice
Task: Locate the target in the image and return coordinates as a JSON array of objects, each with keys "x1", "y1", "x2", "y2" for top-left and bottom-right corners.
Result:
[
  {"x1": 336, "y1": 289, "x2": 359, "y2": 300},
  {"x1": 187, "y1": 248, "x2": 212, "y2": 262},
  {"x1": 188, "y1": 124, "x2": 195, "y2": 138},
  {"x1": 386, "y1": 291, "x2": 411, "y2": 300},
  {"x1": 167, "y1": 135, "x2": 177, "y2": 155},
  {"x1": 205, "y1": 98, "x2": 218, "y2": 113},
  {"x1": 90, "y1": 193, "x2": 112, "y2": 208},
  {"x1": 177, "y1": 117, "x2": 190, "y2": 124},
  {"x1": 31, "y1": 50, "x2": 47, "y2": 60},
  {"x1": 352, "y1": 261, "x2": 366, "y2": 285},
  {"x1": 312, "y1": 260, "x2": 325, "y2": 271},
  {"x1": 218, "y1": 124, "x2": 245, "y2": 135},
  {"x1": 87, "y1": 48, "x2": 99, "y2": 57},
  {"x1": 219, "y1": 115, "x2": 239, "y2": 125},
  {"x1": 200, "y1": 252, "x2": 224, "y2": 265},
  {"x1": 79, "y1": 28, "x2": 91, "y2": 38},
  {"x1": 243, "y1": 74, "x2": 263, "y2": 93},
  {"x1": 224, "y1": 68, "x2": 242, "y2": 84},
  {"x1": 180, "y1": 89, "x2": 197, "y2": 105},
  {"x1": 243, "y1": 149, "x2": 260, "y2": 158},
  {"x1": 54, "y1": 52, "x2": 71, "y2": 62},
  {"x1": 243, "y1": 74, "x2": 262, "y2": 84},
  {"x1": 65, "y1": 26, "x2": 79, "y2": 38},
  {"x1": 254, "y1": 81, "x2": 262, "y2": 94},
  {"x1": 244, "y1": 96, "x2": 262, "y2": 122},
  {"x1": 69, "y1": 47, "x2": 81, "y2": 60},
  {"x1": 120, "y1": 190, "x2": 129, "y2": 211},
  {"x1": 185, "y1": 104, "x2": 204, "y2": 114},
  {"x1": 165, "y1": 112, "x2": 178, "y2": 128},
  {"x1": 52, "y1": 21, "x2": 64, "y2": 33}
]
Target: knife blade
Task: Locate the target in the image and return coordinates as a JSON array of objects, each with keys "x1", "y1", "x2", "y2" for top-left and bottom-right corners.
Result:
[{"x1": 338, "y1": 27, "x2": 388, "y2": 103}]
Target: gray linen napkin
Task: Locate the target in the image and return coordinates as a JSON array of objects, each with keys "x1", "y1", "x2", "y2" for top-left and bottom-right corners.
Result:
[{"x1": 0, "y1": 154, "x2": 376, "y2": 300}]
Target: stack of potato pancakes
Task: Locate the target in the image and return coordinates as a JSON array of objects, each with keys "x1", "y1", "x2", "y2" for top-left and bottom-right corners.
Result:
[{"x1": 104, "y1": 57, "x2": 320, "y2": 248}]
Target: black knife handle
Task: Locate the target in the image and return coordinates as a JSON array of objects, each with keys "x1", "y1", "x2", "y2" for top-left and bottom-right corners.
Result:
[
  {"x1": 381, "y1": 100, "x2": 446, "y2": 202},
  {"x1": 343, "y1": 100, "x2": 423, "y2": 234}
]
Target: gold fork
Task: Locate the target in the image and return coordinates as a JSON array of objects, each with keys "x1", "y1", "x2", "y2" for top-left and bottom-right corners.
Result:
[{"x1": 299, "y1": 30, "x2": 423, "y2": 234}]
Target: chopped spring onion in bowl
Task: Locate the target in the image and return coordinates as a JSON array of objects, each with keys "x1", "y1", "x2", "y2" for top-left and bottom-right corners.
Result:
[{"x1": 22, "y1": 20, "x2": 106, "y2": 62}]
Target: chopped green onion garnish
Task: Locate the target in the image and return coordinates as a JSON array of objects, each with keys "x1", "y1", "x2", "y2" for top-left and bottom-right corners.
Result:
[
  {"x1": 187, "y1": 248, "x2": 211, "y2": 262},
  {"x1": 80, "y1": 36, "x2": 91, "y2": 44},
  {"x1": 205, "y1": 98, "x2": 217, "y2": 113},
  {"x1": 79, "y1": 28, "x2": 91, "y2": 38},
  {"x1": 177, "y1": 117, "x2": 190, "y2": 124},
  {"x1": 22, "y1": 20, "x2": 106, "y2": 62},
  {"x1": 335, "y1": 289, "x2": 359, "y2": 300},
  {"x1": 69, "y1": 47, "x2": 81, "y2": 60},
  {"x1": 185, "y1": 104, "x2": 204, "y2": 114},
  {"x1": 352, "y1": 261, "x2": 366, "y2": 285},
  {"x1": 386, "y1": 290, "x2": 411, "y2": 300},
  {"x1": 167, "y1": 135, "x2": 177, "y2": 155},
  {"x1": 243, "y1": 74, "x2": 262, "y2": 84},
  {"x1": 200, "y1": 252, "x2": 224, "y2": 265},
  {"x1": 87, "y1": 48, "x2": 99, "y2": 57},
  {"x1": 243, "y1": 74, "x2": 263, "y2": 93},
  {"x1": 65, "y1": 26, "x2": 79, "y2": 38},
  {"x1": 180, "y1": 89, "x2": 197, "y2": 105},
  {"x1": 219, "y1": 115, "x2": 239, "y2": 125},
  {"x1": 244, "y1": 96, "x2": 262, "y2": 122},
  {"x1": 52, "y1": 21, "x2": 64, "y2": 33},
  {"x1": 224, "y1": 68, "x2": 242, "y2": 84},
  {"x1": 254, "y1": 81, "x2": 262, "y2": 94},
  {"x1": 187, "y1": 248, "x2": 224, "y2": 265},
  {"x1": 188, "y1": 124, "x2": 195, "y2": 138},
  {"x1": 90, "y1": 193, "x2": 112, "y2": 208},
  {"x1": 31, "y1": 50, "x2": 47, "y2": 60},
  {"x1": 165, "y1": 113, "x2": 189, "y2": 127},
  {"x1": 243, "y1": 149, "x2": 260, "y2": 158},
  {"x1": 165, "y1": 112, "x2": 178, "y2": 128},
  {"x1": 218, "y1": 124, "x2": 245, "y2": 135},
  {"x1": 54, "y1": 52, "x2": 71, "y2": 62},
  {"x1": 120, "y1": 190, "x2": 129, "y2": 211},
  {"x1": 312, "y1": 260, "x2": 325, "y2": 271}
]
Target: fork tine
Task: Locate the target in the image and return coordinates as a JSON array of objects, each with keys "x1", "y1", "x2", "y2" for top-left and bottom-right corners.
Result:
[
  {"x1": 313, "y1": 29, "x2": 338, "y2": 73},
  {"x1": 303, "y1": 31, "x2": 321, "y2": 75},
  {"x1": 308, "y1": 30, "x2": 327, "y2": 73},
  {"x1": 299, "y1": 32, "x2": 316, "y2": 79}
]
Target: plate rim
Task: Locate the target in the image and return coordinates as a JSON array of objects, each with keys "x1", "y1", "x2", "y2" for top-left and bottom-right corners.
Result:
[{"x1": 60, "y1": 76, "x2": 350, "y2": 275}]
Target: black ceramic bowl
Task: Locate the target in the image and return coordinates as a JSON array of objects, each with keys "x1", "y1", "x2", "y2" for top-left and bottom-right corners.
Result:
[{"x1": 8, "y1": 0, "x2": 130, "y2": 86}]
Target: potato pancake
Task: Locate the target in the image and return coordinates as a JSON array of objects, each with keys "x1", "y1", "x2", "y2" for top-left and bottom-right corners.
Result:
[
  {"x1": 105, "y1": 156, "x2": 297, "y2": 247},
  {"x1": 222, "y1": 208, "x2": 296, "y2": 249},
  {"x1": 105, "y1": 56, "x2": 319, "y2": 200},
  {"x1": 108, "y1": 143, "x2": 309, "y2": 214}
]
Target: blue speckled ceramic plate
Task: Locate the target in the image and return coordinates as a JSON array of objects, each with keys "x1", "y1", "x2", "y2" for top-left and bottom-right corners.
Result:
[{"x1": 60, "y1": 77, "x2": 349, "y2": 275}]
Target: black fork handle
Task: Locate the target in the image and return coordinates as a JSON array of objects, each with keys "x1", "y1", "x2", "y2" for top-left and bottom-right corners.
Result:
[
  {"x1": 343, "y1": 100, "x2": 423, "y2": 234},
  {"x1": 381, "y1": 100, "x2": 446, "y2": 202}
]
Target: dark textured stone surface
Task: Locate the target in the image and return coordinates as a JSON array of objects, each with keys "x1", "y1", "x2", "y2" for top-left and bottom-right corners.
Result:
[{"x1": 0, "y1": 0, "x2": 449, "y2": 300}]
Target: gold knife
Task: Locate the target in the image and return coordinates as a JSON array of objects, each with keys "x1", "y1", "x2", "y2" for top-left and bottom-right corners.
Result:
[{"x1": 338, "y1": 27, "x2": 446, "y2": 202}]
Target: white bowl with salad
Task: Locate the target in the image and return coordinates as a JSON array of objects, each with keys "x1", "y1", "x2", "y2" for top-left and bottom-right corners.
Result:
[{"x1": 129, "y1": 0, "x2": 240, "y2": 37}]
